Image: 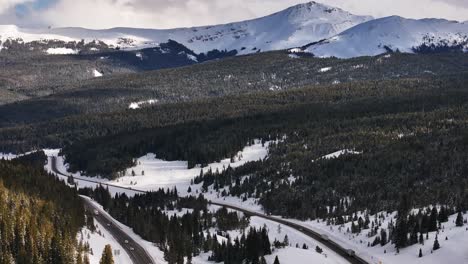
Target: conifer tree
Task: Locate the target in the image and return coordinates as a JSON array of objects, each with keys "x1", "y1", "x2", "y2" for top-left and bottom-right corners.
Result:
[
  {"x1": 83, "y1": 254, "x2": 90, "y2": 264},
  {"x1": 433, "y1": 237, "x2": 440, "y2": 251},
  {"x1": 99, "y1": 245, "x2": 114, "y2": 264},
  {"x1": 419, "y1": 248, "x2": 423, "y2": 258},
  {"x1": 456, "y1": 212, "x2": 464, "y2": 227},
  {"x1": 273, "y1": 256, "x2": 280, "y2": 264}
]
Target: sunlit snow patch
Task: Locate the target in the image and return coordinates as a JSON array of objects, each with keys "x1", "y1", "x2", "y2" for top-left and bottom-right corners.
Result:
[
  {"x1": 312, "y1": 149, "x2": 362, "y2": 162},
  {"x1": 318, "y1": 67, "x2": 332, "y2": 73},
  {"x1": 46, "y1": 47, "x2": 79, "y2": 55},
  {"x1": 128, "y1": 99, "x2": 159, "y2": 109},
  {"x1": 93, "y1": 69, "x2": 103, "y2": 77},
  {"x1": 111, "y1": 140, "x2": 271, "y2": 191}
]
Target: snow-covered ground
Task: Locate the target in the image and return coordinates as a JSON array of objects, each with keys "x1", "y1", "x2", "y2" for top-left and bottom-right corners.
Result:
[
  {"x1": 93, "y1": 69, "x2": 103, "y2": 77},
  {"x1": 84, "y1": 197, "x2": 166, "y2": 264},
  {"x1": 44, "y1": 140, "x2": 270, "y2": 197},
  {"x1": 44, "y1": 149, "x2": 142, "y2": 196},
  {"x1": 128, "y1": 99, "x2": 159, "y2": 110},
  {"x1": 287, "y1": 211, "x2": 468, "y2": 264},
  {"x1": 1, "y1": 150, "x2": 39, "y2": 160},
  {"x1": 41, "y1": 145, "x2": 468, "y2": 264},
  {"x1": 319, "y1": 67, "x2": 332, "y2": 73},
  {"x1": 190, "y1": 205, "x2": 349, "y2": 264},
  {"x1": 78, "y1": 222, "x2": 132, "y2": 264},
  {"x1": 318, "y1": 149, "x2": 362, "y2": 161},
  {"x1": 111, "y1": 140, "x2": 270, "y2": 192},
  {"x1": 46, "y1": 47, "x2": 79, "y2": 55},
  {"x1": 0, "y1": 152, "x2": 17, "y2": 160}
]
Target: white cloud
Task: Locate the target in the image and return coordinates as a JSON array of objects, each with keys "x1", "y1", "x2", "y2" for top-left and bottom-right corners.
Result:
[
  {"x1": 0, "y1": 0, "x2": 31, "y2": 13},
  {"x1": 0, "y1": 0, "x2": 467, "y2": 29},
  {"x1": 324, "y1": 0, "x2": 468, "y2": 22}
]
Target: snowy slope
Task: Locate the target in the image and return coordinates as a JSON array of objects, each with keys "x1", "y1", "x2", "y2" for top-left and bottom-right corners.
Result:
[
  {"x1": 304, "y1": 16, "x2": 468, "y2": 58},
  {"x1": 0, "y1": 2, "x2": 371, "y2": 54},
  {"x1": 78, "y1": 223, "x2": 132, "y2": 264}
]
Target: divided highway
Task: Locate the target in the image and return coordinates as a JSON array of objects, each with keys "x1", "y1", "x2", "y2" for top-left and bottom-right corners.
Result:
[
  {"x1": 50, "y1": 156, "x2": 369, "y2": 264},
  {"x1": 210, "y1": 201, "x2": 369, "y2": 264},
  {"x1": 51, "y1": 157, "x2": 154, "y2": 264},
  {"x1": 82, "y1": 197, "x2": 155, "y2": 264}
]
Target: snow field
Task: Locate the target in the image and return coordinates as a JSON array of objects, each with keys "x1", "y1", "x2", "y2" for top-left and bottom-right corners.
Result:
[{"x1": 78, "y1": 222, "x2": 132, "y2": 264}]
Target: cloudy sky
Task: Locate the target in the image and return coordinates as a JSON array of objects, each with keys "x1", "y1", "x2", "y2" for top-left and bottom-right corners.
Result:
[{"x1": 0, "y1": 0, "x2": 467, "y2": 29}]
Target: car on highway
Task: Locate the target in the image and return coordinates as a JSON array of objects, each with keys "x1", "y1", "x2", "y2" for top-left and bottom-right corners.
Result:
[{"x1": 346, "y1": 249, "x2": 356, "y2": 256}]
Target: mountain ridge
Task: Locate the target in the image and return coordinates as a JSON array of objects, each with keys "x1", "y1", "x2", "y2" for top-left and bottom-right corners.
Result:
[
  {"x1": 302, "y1": 15, "x2": 468, "y2": 58},
  {"x1": 0, "y1": 1, "x2": 372, "y2": 54}
]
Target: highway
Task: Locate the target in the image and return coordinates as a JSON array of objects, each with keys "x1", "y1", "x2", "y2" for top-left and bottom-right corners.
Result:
[
  {"x1": 51, "y1": 157, "x2": 154, "y2": 264},
  {"x1": 210, "y1": 201, "x2": 369, "y2": 264},
  {"x1": 50, "y1": 156, "x2": 369, "y2": 264},
  {"x1": 82, "y1": 197, "x2": 154, "y2": 264}
]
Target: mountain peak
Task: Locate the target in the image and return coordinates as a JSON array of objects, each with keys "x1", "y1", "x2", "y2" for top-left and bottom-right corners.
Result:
[
  {"x1": 305, "y1": 15, "x2": 468, "y2": 58},
  {"x1": 0, "y1": 2, "x2": 372, "y2": 55}
]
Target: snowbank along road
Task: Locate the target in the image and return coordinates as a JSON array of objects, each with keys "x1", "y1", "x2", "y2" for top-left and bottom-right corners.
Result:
[{"x1": 51, "y1": 157, "x2": 367, "y2": 264}]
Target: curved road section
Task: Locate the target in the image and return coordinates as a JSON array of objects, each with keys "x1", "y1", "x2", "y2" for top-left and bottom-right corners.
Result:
[
  {"x1": 209, "y1": 201, "x2": 368, "y2": 264},
  {"x1": 51, "y1": 157, "x2": 154, "y2": 264},
  {"x1": 50, "y1": 157, "x2": 368, "y2": 264}
]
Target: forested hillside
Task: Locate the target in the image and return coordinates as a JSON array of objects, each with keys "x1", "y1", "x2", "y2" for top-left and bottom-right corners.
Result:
[
  {"x1": 1, "y1": 53, "x2": 468, "y2": 126},
  {"x1": 0, "y1": 153, "x2": 87, "y2": 263},
  {"x1": 53, "y1": 73, "x2": 468, "y2": 178}
]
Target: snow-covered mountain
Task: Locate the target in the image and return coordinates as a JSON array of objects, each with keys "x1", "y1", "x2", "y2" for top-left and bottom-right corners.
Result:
[
  {"x1": 303, "y1": 16, "x2": 468, "y2": 58},
  {"x1": 0, "y1": 1, "x2": 372, "y2": 55}
]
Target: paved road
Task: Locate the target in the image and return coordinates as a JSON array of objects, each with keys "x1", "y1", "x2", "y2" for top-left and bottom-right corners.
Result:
[
  {"x1": 50, "y1": 156, "x2": 369, "y2": 264},
  {"x1": 51, "y1": 157, "x2": 146, "y2": 194},
  {"x1": 50, "y1": 157, "x2": 154, "y2": 264},
  {"x1": 210, "y1": 201, "x2": 369, "y2": 264},
  {"x1": 82, "y1": 197, "x2": 154, "y2": 264}
]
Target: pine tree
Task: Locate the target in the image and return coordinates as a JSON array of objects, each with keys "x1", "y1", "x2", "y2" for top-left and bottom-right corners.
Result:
[
  {"x1": 419, "y1": 248, "x2": 423, "y2": 258},
  {"x1": 380, "y1": 229, "x2": 388, "y2": 246},
  {"x1": 316, "y1": 246, "x2": 323, "y2": 254},
  {"x1": 433, "y1": 237, "x2": 440, "y2": 251},
  {"x1": 83, "y1": 254, "x2": 90, "y2": 264},
  {"x1": 283, "y1": 235, "x2": 289, "y2": 246},
  {"x1": 456, "y1": 212, "x2": 464, "y2": 227},
  {"x1": 100, "y1": 245, "x2": 114, "y2": 264},
  {"x1": 273, "y1": 256, "x2": 280, "y2": 264}
]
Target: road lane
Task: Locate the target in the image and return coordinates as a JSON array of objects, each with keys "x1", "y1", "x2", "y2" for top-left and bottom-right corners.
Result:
[
  {"x1": 50, "y1": 156, "x2": 368, "y2": 264},
  {"x1": 82, "y1": 197, "x2": 155, "y2": 264}
]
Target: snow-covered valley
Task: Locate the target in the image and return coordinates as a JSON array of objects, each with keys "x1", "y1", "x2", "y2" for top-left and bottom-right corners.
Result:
[{"x1": 41, "y1": 143, "x2": 468, "y2": 264}]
